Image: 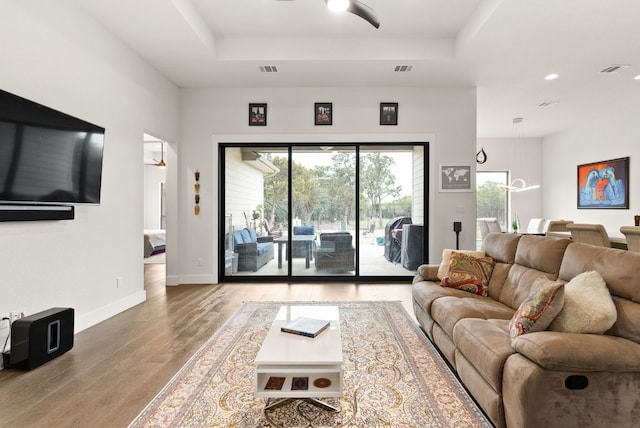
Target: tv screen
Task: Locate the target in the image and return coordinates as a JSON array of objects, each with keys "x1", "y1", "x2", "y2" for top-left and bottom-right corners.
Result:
[{"x1": 0, "y1": 89, "x2": 105, "y2": 205}]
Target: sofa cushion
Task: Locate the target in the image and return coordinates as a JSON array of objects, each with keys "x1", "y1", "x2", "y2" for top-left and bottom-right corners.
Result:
[
  {"x1": 246, "y1": 227, "x2": 258, "y2": 243},
  {"x1": 549, "y1": 271, "x2": 617, "y2": 334},
  {"x1": 232, "y1": 229, "x2": 245, "y2": 244},
  {"x1": 437, "y1": 249, "x2": 485, "y2": 280},
  {"x1": 453, "y1": 318, "x2": 515, "y2": 392},
  {"x1": 482, "y1": 232, "x2": 521, "y2": 264},
  {"x1": 240, "y1": 228, "x2": 252, "y2": 243},
  {"x1": 293, "y1": 225, "x2": 315, "y2": 235},
  {"x1": 431, "y1": 295, "x2": 515, "y2": 338},
  {"x1": 509, "y1": 276, "x2": 565, "y2": 339},
  {"x1": 440, "y1": 252, "x2": 495, "y2": 296},
  {"x1": 256, "y1": 242, "x2": 273, "y2": 256},
  {"x1": 514, "y1": 234, "x2": 571, "y2": 276}
]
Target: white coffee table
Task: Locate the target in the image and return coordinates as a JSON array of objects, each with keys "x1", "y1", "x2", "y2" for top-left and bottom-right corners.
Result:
[{"x1": 254, "y1": 305, "x2": 343, "y2": 411}]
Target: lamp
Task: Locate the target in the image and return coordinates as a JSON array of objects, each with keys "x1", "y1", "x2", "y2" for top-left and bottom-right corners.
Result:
[
  {"x1": 497, "y1": 118, "x2": 539, "y2": 193},
  {"x1": 497, "y1": 178, "x2": 540, "y2": 193}
]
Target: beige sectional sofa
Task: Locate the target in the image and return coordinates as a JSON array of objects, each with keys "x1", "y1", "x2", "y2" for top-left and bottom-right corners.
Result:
[{"x1": 412, "y1": 232, "x2": 640, "y2": 428}]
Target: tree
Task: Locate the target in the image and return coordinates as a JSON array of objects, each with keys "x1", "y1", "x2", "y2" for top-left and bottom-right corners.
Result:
[
  {"x1": 360, "y1": 153, "x2": 401, "y2": 226},
  {"x1": 328, "y1": 152, "x2": 356, "y2": 226},
  {"x1": 477, "y1": 181, "x2": 507, "y2": 225},
  {"x1": 263, "y1": 155, "x2": 288, "y2": 227}
]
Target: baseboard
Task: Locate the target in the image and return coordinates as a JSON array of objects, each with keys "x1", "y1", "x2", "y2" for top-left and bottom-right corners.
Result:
[
  {"x1": 166, "y1": 275, "x2": 180, "y2": 286},
  {"x1": 175, "y1": 274, "x2": 217, "y2": 285},
  {"x1": 74, "y1": 290, "x2": 147, "y2": 333}
]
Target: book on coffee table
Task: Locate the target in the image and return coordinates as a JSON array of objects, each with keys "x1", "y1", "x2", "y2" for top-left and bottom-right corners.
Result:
[{"x1": 281, "y1": 317, "x2": 330, "y2": 338}]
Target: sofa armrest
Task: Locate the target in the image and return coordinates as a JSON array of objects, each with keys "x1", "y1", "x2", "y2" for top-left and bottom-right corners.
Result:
[
  {"x1": 257, "y1": 236, "x2": 274, "y2": 243},
  {"x1": 512, "y1": 331, "x2": 640, "y2": 372},
  {"x1": 413, "y1": 264, "x2": 440, "y2": 283}
]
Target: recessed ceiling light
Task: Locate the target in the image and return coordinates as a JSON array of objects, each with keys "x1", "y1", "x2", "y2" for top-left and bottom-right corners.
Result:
[
  {"x1": 634, "y1": 75, "x2": 640, "y2": 80},
  {"x1": 545, "y1": 73, "x2": 559, "y2": 80}
]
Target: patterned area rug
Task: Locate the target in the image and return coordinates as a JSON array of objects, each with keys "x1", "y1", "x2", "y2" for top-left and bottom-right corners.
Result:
[{"x1": 129, "y1": 301, "x2": 492, "y2": 427}]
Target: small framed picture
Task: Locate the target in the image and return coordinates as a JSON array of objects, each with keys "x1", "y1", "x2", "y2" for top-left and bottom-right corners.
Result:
[
  {"x1": 440, "y1": 165, "x2": 472, "y2": 192},
  {"x1": 380, "y1": 102, "x2": 398, "y2": 125},
  {"x1": 249, "y1": 103, "x2": 267, "y2": 126},
  {"x1": 314, "y1": 102, "x2": 332, "y2": 125}
]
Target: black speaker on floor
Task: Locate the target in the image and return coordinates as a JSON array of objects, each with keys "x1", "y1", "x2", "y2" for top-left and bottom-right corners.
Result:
[{"x1": 7, "y1": 307, "x2": 74, "y2": 370}]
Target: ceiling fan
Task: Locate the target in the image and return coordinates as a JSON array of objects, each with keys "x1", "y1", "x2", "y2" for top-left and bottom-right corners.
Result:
[
  {"x1": 145, "y1": 142, "x2": 166, "y2": 167},
  {"x1": 277, "y1": 0, "x2": 380, "y2": 29}
]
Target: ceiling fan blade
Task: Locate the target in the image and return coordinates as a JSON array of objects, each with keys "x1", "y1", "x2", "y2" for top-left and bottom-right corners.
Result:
[{"x1": 347, "y1": 0, "x2": 380, "y2": 29}]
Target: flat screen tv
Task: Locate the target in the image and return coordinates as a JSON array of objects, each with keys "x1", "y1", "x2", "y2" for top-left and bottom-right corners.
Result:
[{"x1": 0, "y1": 89, "x2": 105, "y2": 205}]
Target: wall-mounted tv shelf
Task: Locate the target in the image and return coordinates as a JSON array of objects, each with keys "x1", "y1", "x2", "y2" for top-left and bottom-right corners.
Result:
[{"x1": 0, "y1": 205, "x2": 75, "y2": 222}]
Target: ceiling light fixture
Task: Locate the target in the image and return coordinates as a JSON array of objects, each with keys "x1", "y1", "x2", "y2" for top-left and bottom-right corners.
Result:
[
  {"x1": 324, "y1": 0, "x2": 380, "y2": 28},
  {"x1": 496, "y1": 118, "x2": 540, "y2": 193},
  {"x1": 497, "y1": 178, "x2": 540, "y2": 193},
  {"x1": 545, "y1": 73, "x2": 559, "y2": 80},
  {"x1": 327, "y1": 0, "x2": 349, "y2": 12},
  {"x1": 634, "y1": 75, "x2": 640, "y2": 80}
]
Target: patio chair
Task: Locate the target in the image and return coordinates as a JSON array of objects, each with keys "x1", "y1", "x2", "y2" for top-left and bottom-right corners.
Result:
[
  {"x1": 315, "y1": 232, "x2": 355, "y2": 272},
  {"x1": 291, "y1": 225, "x2": 316, "y2": 260}
]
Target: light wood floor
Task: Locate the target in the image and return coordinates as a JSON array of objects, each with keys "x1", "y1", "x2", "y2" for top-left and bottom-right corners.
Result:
[{"x1": 0, "y1": 264, "x2": 414, "y2": 427}]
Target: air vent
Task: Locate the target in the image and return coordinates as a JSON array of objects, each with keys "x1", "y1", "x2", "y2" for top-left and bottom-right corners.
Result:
[
  {"x1": 259, "y1": 65, "x2": 279, "y2": 73},
  {"x1": 394, "y1": 65, "x2": 413, "y2": 72},
  {"x1": 600, "y1": 64, "x2": 630, "y2": 74},
  {"x1": 538, "y1": 101, "x2": 559, "y2": 107}
]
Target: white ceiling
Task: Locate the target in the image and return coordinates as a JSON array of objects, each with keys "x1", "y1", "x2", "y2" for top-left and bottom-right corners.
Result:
[{"x1": 74, "y1": 0, "x2": 640, "y2": 138}]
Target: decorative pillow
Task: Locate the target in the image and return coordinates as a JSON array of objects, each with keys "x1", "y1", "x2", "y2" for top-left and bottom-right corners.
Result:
[
  {"x1": 437, "y1": 249, "x2": 486, "y2": 280},
  {"x1": 509, "y1": 277, "x2": 565, "y2": 339},
  {"x1": 440, "y1": 252, "x2": 495, "y2": 296},
  {"x1": 548, "y1": 271, "x2": 617, "y2": 334}
]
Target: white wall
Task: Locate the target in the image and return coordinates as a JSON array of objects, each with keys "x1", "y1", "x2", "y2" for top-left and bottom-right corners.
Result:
[
  {"x1": 542, "y1": 108, "x2": 640, "y2": 238},
  {"x1": 0, "y1": 0, "x2": 179, "y2": 344},
  {"x1": 224, "y1": 148, "x2": 265, "y2": 231},
  {"x1": 477, "y1": 137, "x2": 543, "y2": 229},
  {"x1": 171, "y1": 87, "x2": 477, "y2": 284}
]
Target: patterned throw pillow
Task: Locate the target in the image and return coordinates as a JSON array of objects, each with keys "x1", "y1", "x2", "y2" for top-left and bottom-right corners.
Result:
[
  {"x1": 436, "y1": 249, "x2": 486, "y2": 280},
  {"x1": 440, "y1": 252, "x2": 495, "y2": 296},
  {"x1": 509, "y1": 276, "x2": 565, "y2": 339}
]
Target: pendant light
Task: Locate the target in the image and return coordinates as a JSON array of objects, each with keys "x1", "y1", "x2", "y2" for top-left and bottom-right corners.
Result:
[{"x1": 497, "y1": 118, "x2": 539, "y2": 192}]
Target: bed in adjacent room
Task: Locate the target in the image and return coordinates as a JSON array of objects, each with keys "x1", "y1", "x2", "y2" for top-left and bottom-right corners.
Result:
[{"x1": 144, "y1": 229, "x2": 166, "y2": 258}]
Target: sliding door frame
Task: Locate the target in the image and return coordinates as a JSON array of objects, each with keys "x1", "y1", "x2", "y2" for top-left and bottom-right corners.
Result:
[{"x1": 218, "y1": 141, "x2": 429, "y2": 283}]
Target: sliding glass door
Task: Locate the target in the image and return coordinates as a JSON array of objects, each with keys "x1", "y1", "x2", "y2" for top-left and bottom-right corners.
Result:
[{"x1": 220, "y1": 142, "x2": 427, "y2": 281}]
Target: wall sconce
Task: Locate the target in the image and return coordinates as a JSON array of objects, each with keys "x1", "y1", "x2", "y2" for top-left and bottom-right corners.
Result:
[{"x1": 194, "y1": 170, "x2": 200, "y2": 215}]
